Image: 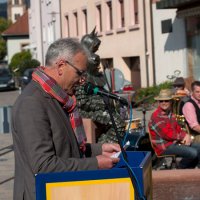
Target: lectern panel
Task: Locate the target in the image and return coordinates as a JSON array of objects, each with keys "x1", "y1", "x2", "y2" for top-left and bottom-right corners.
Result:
[{"x1": 46, "y1": 178, "x2": 134, "y2": 200}]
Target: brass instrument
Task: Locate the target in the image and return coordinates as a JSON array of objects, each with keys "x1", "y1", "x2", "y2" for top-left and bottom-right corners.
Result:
[{"x1": 172, "y1": 95, "x2": 194, "y2": 140}]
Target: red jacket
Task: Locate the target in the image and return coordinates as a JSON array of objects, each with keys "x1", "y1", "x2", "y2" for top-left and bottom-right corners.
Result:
[{"x1": 148, "y1": 107, "x2": 186, "y2": 156}]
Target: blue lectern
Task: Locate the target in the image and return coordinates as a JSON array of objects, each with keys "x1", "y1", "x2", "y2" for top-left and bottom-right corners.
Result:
[{"x1": 35, "y1": 151, "x2": 152, "y2": 200}]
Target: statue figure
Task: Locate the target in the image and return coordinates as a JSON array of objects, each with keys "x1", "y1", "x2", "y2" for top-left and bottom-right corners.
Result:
[
  {"x1": 75, "y1": 27, "x2": 126, "y2": 143},
  {"x1": 80, "y1": 27, "x2": 106, "y2": 87}
]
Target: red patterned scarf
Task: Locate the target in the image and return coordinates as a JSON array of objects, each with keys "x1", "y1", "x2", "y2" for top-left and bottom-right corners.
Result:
[{"x1": 32, "y1": 67, "x2": 86, "y2": 152}]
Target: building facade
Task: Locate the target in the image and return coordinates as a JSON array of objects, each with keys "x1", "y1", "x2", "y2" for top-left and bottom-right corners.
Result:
[
  {"x1": 60, "y1": 0, "x2": 154, "y2": 89},
  {"x1": 152, "y1": 1, "x2": 187, "y2": 83},
  {"x1": 2, "y1": 11, "x2": 29, "y2": 63},
  {"x1": 157, "y1": 0, "x2": 200, "y2": 81},
  {"x1": 7, "y1": 0, "x2": 28, "y2": 23}
]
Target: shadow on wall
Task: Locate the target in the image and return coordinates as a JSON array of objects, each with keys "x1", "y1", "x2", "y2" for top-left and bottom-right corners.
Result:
[{"x1": 164, "y1": 18, "x2": 186, "y2": 51}]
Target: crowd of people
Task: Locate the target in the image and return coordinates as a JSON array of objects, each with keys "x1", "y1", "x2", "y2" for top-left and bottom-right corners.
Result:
[{"x1": 148, "y1": 77, "x2": 200, "y2": 169}]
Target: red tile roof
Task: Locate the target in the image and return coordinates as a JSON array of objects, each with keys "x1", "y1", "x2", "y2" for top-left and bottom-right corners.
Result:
[{"x1": 2, "y1": 11, "x2": 29, "y2": 37}]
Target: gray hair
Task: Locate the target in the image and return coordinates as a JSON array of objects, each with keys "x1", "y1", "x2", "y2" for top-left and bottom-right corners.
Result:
[{"x1": 45, "y1": 38, "x2": 89, "y2": 66}]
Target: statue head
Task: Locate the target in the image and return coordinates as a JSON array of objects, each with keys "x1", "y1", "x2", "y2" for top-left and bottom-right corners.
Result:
[{"x1": 81, "y1": 27, "x2": 101, "y2": 53}]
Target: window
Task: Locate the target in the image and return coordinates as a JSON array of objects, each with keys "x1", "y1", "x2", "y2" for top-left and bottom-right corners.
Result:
[
  {"x1": 47, "y1": 22, "x2": 54, "y2": 44},
  {"x1": 14, "y1": 0, "x2": 19, "y2": 5},
  {"x1": 65, "y1": 15, "x2": 70, "y2": 37},
  {"x1": 73, "y1": 11, "x2": 79, "y2": 36},
  {"x1": 82, "y1": 9, "x2": 88, "y2": 35},
  {"x1": 130, "y1": 0, "x2": 139, "y2": 26},
  {"x1": 134, "y1": 0, "x2": 139, "y2": 24},
  {"x1": 43, "y1": 26, "x2": 46, "y2": 42},
  {"x1": 106, "y1": 1, "x2": 113, "y2": 31},
  {"x1": 118, "y1": 0, "x2": 125, "y2": 28},
  {"x1": 96, "y1": 4, "x2": 102, "y2": 32},
  {"x1": 21, "y1": 43, "x2": 29, "y2": 51},
  {"x1": 14, "y1": 13, "x2": 20, "y2": 21}
]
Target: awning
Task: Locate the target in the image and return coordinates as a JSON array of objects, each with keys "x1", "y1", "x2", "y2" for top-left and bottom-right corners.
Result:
[
  {"x1": 157, "y1": 0, "x2": 199, "y2": 9},
  {"x1": 177, "y1": 6, "x2": 200, "y2": 17}
]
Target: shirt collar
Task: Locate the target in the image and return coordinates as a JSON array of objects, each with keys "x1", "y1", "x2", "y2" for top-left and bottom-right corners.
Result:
[{"x1": 191, "y1": 95, "x2": 200, "y2": 105}]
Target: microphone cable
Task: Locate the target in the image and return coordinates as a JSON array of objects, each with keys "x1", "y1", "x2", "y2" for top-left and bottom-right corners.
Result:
[{"x1": 122, "y1": 101, "x2": 147, "y2": 200}]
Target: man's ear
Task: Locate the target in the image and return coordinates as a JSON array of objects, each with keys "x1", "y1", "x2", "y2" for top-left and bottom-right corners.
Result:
[{"x1": 56, "y1": 60, "x2": 65, "y2": 76}]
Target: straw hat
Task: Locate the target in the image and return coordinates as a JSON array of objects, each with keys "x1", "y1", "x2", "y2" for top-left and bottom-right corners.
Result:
[{"x1": 154, "y1": 89, "x2": 173, "y2": 101}]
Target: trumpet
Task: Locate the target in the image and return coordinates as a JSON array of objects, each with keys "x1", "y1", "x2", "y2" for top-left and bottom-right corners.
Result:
[{"x1": 172, "y1": 95, "x2": 194, "y2": 140}]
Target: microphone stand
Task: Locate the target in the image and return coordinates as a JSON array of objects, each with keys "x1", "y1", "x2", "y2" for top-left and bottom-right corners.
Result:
[{"x1": 102, "y1": 95, "x2": 146, "y2": 200}]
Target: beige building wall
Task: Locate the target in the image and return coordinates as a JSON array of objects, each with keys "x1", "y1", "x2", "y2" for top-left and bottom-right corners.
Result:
[
  {"x1": 7, "y1": 0, "x2": 26, "y2": 23},
  {"x1": 60, "y1": 0, "x2": 154, "y2": 89}
]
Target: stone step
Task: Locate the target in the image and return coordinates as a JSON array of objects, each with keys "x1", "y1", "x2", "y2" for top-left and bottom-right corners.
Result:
[{"x1": 152, "y1": 169, "x2": 200, "y2": 200}]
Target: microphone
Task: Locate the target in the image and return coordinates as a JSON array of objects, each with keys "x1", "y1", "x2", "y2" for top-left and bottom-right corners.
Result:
[{"x1": 84, "y1": 82, "x2": 128, "y2": 105}]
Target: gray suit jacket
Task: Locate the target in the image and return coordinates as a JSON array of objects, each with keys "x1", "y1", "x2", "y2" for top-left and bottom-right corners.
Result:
[{"x1": 12, "y1": 81, "x2": 102, "y2": 200}]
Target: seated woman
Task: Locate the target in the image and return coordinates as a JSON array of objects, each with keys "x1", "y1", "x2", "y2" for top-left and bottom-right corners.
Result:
[{"x1": 148, "y1": 89, "x2": 200, "y2": 169}]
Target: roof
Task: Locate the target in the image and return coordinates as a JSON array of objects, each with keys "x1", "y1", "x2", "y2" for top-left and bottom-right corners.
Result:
[{"x1": 2, "y1": 11, "x2": 29, "y2": 37}]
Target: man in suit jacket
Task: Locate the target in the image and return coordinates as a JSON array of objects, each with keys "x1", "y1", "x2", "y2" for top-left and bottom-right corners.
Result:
[{"x1": 12, "y1": 38, "x2": 120, "y2": 200}]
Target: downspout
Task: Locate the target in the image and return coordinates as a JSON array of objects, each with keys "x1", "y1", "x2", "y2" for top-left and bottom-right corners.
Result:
[
  {"x1": 143, "y1": 0, "x2": 149, "y2": 87},
  {"x1": 150, "y1": 0, "x2": 156, "y2": 85},
  {"x1": 59, "y1": 0, "x2": 62, "y2": 38},
  {"x1": 39, "y1": 1, "x2": 44, "y2": 65}
]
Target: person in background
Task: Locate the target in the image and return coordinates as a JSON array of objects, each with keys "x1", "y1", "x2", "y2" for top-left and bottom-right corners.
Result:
[
  {"x1": 172, "y1": 77, "x2": 190, "y2": 116},
  {"x1": 183, "y1": 81, "x2": 200, "y2": 143},
  {"x1": 172, "y1": 77, "x2": 190, "y2": 96},
  {"x1": 148, "y1": 89, "x2": 200, "y2": 169},
  {"x1": 11, "y1": 38, "x2": 120, "y2": 200}
]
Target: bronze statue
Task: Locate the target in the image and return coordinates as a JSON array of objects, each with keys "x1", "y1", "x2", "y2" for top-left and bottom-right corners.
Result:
[{"x1": 75, "y1": 28, "x2": 126, "y2": 143}]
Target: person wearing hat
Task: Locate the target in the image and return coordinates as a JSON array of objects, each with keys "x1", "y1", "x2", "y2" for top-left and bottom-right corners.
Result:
[
  {"x1": 172, "y1": 77, "x2": 190, "y2": 96},
  {"x1": 148, "y1": 89, "x2": 200, "y2": 168}
]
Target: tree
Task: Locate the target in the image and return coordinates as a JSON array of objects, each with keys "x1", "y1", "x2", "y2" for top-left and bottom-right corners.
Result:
[
  {"x1": 0, "y1": 38, "x2": 6, "y2": 60},
  {"x1": 9, "y1": 51, "x2": 40, "y2": 76},
  {"x1": 0, "y1": 17, "x2": 12, "y2": 60}
]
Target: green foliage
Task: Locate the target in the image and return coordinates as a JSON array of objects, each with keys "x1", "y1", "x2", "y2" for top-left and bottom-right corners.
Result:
[
  {"x1": 0, "y1": 17, "x2": 12, "y2": 60},
  {"x1": 18, "y1": 59, "x2": 40, "y2": 75},
  {"x1": 0, "y1": 38, "x2": 6, "y2": 60},
  {"x1": 135, "y1": 81, "x2": 173, "y2": 104},
  {"x1": 0, "y1": 17, "x2": 12, "y2": 34},
  {"x1": 9, "y1": 51, "x2": 40, "y2": 76}
]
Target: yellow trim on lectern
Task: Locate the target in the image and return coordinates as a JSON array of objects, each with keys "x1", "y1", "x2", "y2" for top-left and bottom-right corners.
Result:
[{"x1": 46, "y1": 178, "x2": 134, "y2": 200}]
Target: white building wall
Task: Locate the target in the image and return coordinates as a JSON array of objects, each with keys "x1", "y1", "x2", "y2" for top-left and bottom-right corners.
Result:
[
  {"x1": 40, "y1": 0, "x2": 61, "y2": 63},
  {"x1": 7, "y1": 38, "x2": 29, "y2": 63},
  {"x1": 152, "y1": 4, "x2": 187, "y2": 84},
  {"x1": 28, "y1": 2, "x2": 43, "y2": 64},
  {"x1": 60, "y1": 0, "x2": 154, "y2": 88},
  {"x1": 29, "y1": 0, "x2": 61, "y2": 65}
]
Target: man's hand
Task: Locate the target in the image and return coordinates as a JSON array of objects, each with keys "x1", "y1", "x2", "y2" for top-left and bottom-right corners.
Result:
[
  {"x1": 181, "y1": 134, "x2": 191, "y2": 145},
  {"x1": 102, "y1": 143, "x2": 121, "y2": 158},
  {"x1": 96, "y1": 155, "x2": 120, "y2": 169}
]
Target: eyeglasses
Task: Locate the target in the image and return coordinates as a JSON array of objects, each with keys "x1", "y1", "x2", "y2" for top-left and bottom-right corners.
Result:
[
  {"x1": 65, "y1": 60, "x2": 87, "y2": 77},
  {"x1": 159, "y1": 100, "x2": 170, "y2": 103}
]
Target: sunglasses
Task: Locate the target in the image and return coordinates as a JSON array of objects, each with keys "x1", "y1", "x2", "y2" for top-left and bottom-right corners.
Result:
[
  {"x1": 159, "y1": 100, "x2": 170, "y2": 103},
  {"x1": 65, "y1": 60, "x2": 87, "y2": 77}
]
